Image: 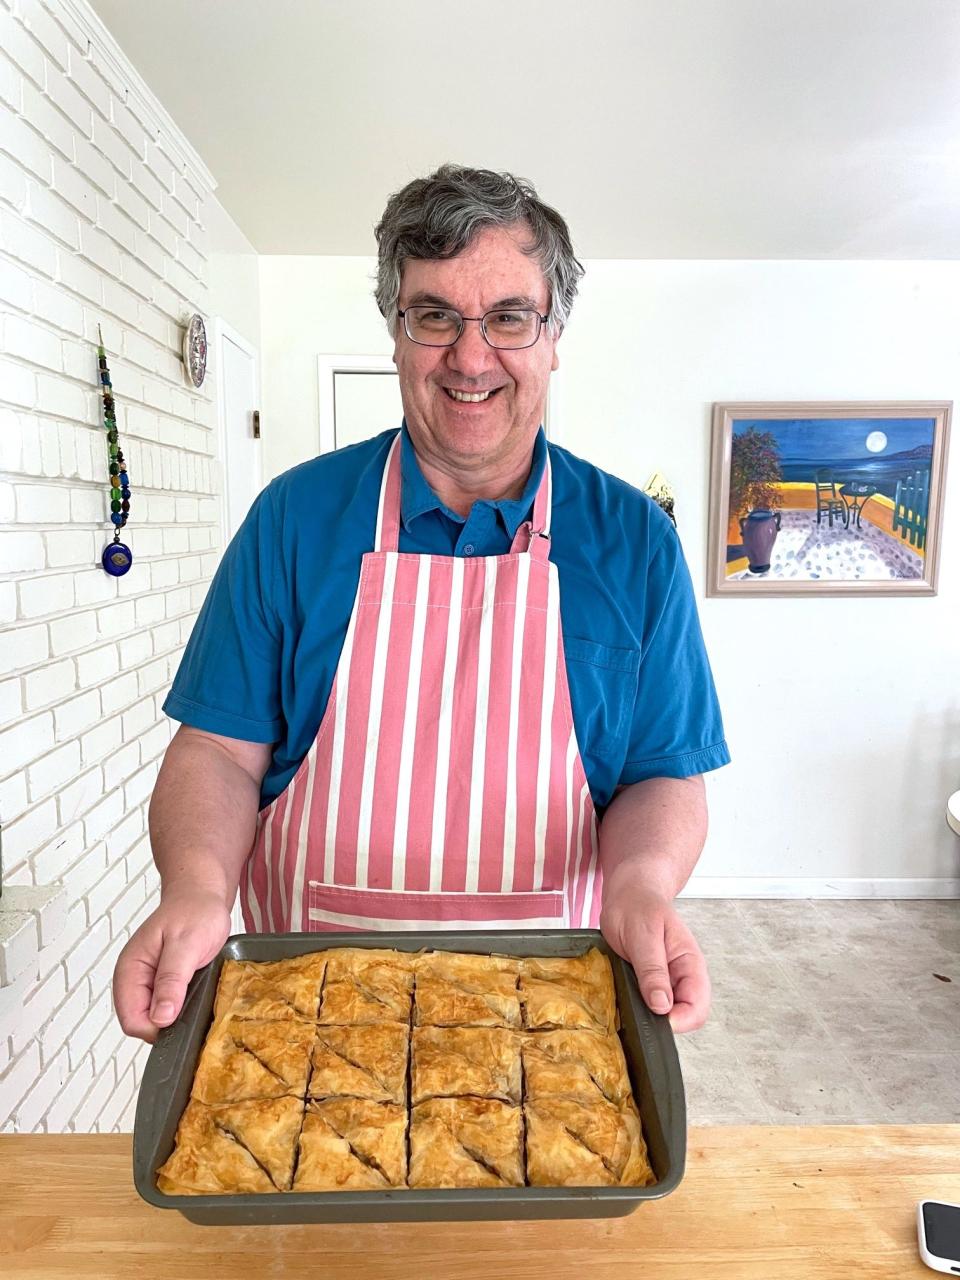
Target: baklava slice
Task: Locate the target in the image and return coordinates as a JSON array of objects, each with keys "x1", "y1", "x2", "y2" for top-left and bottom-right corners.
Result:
[
  {"x1": 213, "y1": 951, "x2": 328, "y2": 1022},
  {"x1": 413, "y1": 950, "x2": 520, "y2": 1028},
  {"x1": 522, "y1": 1028, "x2": 633, "y2": 1106},
  {"x1": 525, "y1": 1094, "x2": 654, "y2": 1187},
  {"x1": 317, "y1": 947, "x2": 415, "y2": 1025},
  {"x1": 191, "y1": 1016, "x2": 316, "y2": 1103},
  {"x1": 293, "y1": 1098, "x2": 407, "y2": 1190},
  {"x1": 411, "y1": 1026, "x2": 521, "y2": 1104},
  {"x1": 308, "y1": 1022, "x2": 409, "y2": 1104},
  {"x1": 409, "y1": 1097, "x2": 523, "y2": 1188},
  {"x1": 156, "y1": 1095, "x2": 303, "y2": 1194},
  {"x1": 519, "y1": 948, "x2": 618, "y2": 1035}
]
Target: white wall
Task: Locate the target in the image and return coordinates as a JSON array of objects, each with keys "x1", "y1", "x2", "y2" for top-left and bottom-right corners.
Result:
[
  {"x1": 258, "y1": 254, "x2": 960, "y2": 893},
  {"x1": 0, "y1": 0, "x2": 228, "y2": 1131}
]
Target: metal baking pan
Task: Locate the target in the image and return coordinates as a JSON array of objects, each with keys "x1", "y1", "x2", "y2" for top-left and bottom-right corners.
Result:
[{"x1": 133, "y1": 928, "x2": 686, "y2": 1223}]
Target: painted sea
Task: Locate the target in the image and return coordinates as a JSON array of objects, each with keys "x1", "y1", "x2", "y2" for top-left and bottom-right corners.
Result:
[{"x1": 778, "y1": 453, "x2": 933, "y2": 500}]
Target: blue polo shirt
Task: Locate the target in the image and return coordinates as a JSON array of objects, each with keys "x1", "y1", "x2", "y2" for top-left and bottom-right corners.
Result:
[{"x1": 164, "y1": 424, "x2": 730, "y2": 814}]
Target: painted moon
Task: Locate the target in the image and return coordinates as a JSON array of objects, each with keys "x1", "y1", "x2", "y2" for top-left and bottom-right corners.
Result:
[{"x1": 865, "y1": 430, "x2": 888, "y2": 453}]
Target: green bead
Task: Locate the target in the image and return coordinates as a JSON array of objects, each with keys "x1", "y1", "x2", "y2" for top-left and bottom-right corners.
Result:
[
  {"x1": 111, "y1": 499, "x2": 121, "y2": 513},
  {"x1": 109, "y1": 464, "x2": 119, "y2": 476},
  {"x1": 111, "y1": 490, "x2": 121, "y2": 502},
  {"x1": 109, "y1": 447, "x2": 118, "y2": 459}
]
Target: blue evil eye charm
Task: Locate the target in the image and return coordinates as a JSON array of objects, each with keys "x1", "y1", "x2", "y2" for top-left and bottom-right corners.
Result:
[{"x1": 101, "y1": 542, "x2": 133, "y2": 577}]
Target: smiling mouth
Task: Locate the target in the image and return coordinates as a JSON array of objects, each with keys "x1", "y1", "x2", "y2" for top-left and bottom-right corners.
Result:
[{"x1": 444, "y1": 387, "x2": 502, "y2": 403}]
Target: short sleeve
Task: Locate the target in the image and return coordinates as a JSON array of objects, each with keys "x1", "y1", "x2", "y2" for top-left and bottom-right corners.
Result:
[
  {"x1": 618, "y1": 524, "x2": 730, "y2": 784},
  {"x1": 162, "y1": 485, "x2": 284, "y2": 743}
]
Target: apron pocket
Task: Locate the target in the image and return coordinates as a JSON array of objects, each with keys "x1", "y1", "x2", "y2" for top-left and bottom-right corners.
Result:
[{"x1": 306, "y1": 880, "x2": 567, "y2": 932}]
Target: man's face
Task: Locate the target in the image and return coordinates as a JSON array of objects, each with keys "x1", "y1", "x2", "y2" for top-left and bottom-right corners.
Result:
[{"x1": 392, "y1": 224, "x2": 560, "y2": 469}]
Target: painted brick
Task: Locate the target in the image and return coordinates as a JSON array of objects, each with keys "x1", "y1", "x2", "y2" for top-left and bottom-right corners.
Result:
[
  {"x1": 99, "y1": 671, "x2": 137, "y2": 716},
  {"x1": 49, "y1": 609, "x2": 97, "y2": 656},
  {"x1": 83, "y1": 857, "x2": 127, "y2": 924},
  {"x1": 0, "y1": 676, "x2": 21, "y2": 721},
  {"x1": 8, "y1": 965, "x2": 65, "y2": 1057},
  {"x1": 68, "y1": 1055, "x2": 115, "y2": 1132},
  {"x1": 44, "y1": 63, "x2": 93, "y2": 137},
  {"x1": 1, "y1": 208, "x2": 57, "y2": 276},
  {"x1": 102, "y1": 741, "x2": 139, "y2": 791},
  {"x1": 0, "y1": 910, "x2": 39, "y2": 985},
  {"x1": 25, "y1": 181, "x2": 81, "y2": 250},
  {"x1": 79, "y1": 714, "x2": 123, "y2": 766},
  {"x1": 96, "y1": 599, "x2": 136, "y2": 640},
  {"x1": 117, "y1": 630, "x2": 152, "y2": 669},
  {"x1": 65, "y1": 990, "x2": 113, "y2": 1074},
  {"x1": 76, "y1": 642, "x2": 120, "y2": 687},
  {"x1": 2, "y1": 883, "x2": 71, "y2": 948},
  {"x1": 123, "y1": 761, "x2": 157, "y2": 810},
  {"x1": 1, "y1": 798, "x2": 58, "y2": 863},
  {"x1": 108, "y1": 874, "x2": 147, "y2": 937},
  {"x1": 18, "y1": 572, "x2": 75, "y2": 619},
  {"x1": 63, "y1": 915, "x2": 110, "y2": 991},
  {"x1": 90, "y1": 1015, "x2": 125, "y2": 1077},
  {"x1": 57, "y1": 245, "x2": 102, "y2": 302},
  {"x1": 22, "y1": 2, "x2": 69, "y2": 68},
  {"x1": 16, "y1": 1045, "x2": 71, "y2": 1129},
  {"x1": 46, "y1": 1052, "x2": 93, "y2": 1130},
  {"x1": 104, "y1": 806, "x2": 143, "y2": 861},
  {"x1": 24, "y1": 658, "x2": 77, "y2": 709},
  {"x1": 73, "y1": 568, "x2": 116, "y2": 609},
  {"x1": 83, "y1": 787, "x2": 123, "y2": 845},
  {"x1": 0, "y1": 528, "x2": 44, "y2": 571},
  {"x1": 30, "y1": 822, "x2": 85, "y2": 885},
  {"x1": 120, "y1": 695, "x2": 157, "y2": 739},
  {"x1": 96, "y1": 1061, "x2": 137, "y2": 1132},
  {"x1": 45, "y1": 528, "x2": 96, "y2": 568},
  {"x1": 35, "y1": 902, "x2": 85, "y2": 984},
  {"x1": 21, "y1": 79, "x2": 74, "y2": 162},
  {"x1": 0, "y1": 963, "x2": 39, "y2": 1045},
  {"x1": 0, "y1": 1040, "x2": 42, "y2": 1129},
  {"x1": 27, "y1": 740, "x2": 81, "y2": 801},
  {"x1": 66, "y1": 47, "x2": 111, "y2": 119},
  {"x1": 53, "y1": 688, "x2": 101, "y2": 740},
  {"x1": 0, "y1": 712, "x2": 55, "y2": 770},
  {"x1": 57, "y1": 766, "x2": 102, "y2": 824}
]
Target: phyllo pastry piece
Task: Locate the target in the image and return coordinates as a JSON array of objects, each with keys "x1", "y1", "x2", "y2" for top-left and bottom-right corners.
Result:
[
  {"x1": 213, "y1": 951, "x2": 328, "y2": 1022},
  {"x1": 411, "y1": 1026, "x2": 521, "y2": 1104},
  {"x1": 413, "y1": 950, "x2": 521, "y2": 1028},
  {"x1": 156, "y1": 1095, "x2": 304, "y2": 1195},
  {"x1": 409, "y1": 1097, "x2": 523, "y2": 1188},
  {"x1": 519, "y1": 948, "x2": 618, "y2": 1035},
  {"x1": 308, "y1": 1023, "x2": 409, "y2": 1104},
  {"x1": 293, "y1": 1098, "x2": 407, "y2": 1190},
  {"x1": 522, "y1": 1029, "x2": 633, "y2": 1106},
  {"x1": 191, "y1": 1016, "x2": 316, "y2": 1104},
  {"x1": 525, "y1": 1095, "x2": 654, "y2": 1187},
  {"x1": 318, "y1": 947, "x2": 415, "y2": 1025}
]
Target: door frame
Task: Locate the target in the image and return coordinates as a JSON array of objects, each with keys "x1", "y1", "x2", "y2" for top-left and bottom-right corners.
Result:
[{"x1": 213, "y1": 315, "x2": 262, "y2": 548}]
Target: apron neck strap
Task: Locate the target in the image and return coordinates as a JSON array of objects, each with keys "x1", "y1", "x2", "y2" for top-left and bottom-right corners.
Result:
[{"x1": 375, "y1": 430, "x2": 553, "y2": 556}]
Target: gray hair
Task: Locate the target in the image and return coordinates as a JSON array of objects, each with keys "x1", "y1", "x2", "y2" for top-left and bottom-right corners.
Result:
[{"x1": 374, "y1": 163, "x2": 584, "y2": 339}]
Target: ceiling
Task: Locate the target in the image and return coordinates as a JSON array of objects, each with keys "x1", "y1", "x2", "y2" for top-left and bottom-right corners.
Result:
[{"x1": 87, "y1": 0, "x2": 960, "y2": 259}]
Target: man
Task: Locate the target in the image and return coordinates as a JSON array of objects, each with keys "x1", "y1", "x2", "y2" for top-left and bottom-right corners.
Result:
[{"x1": 114, "y1": 164, "x2": 730, "y2": 1044}]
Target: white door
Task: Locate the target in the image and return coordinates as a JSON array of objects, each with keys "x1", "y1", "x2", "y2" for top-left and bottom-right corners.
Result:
[
  {"x1": 333, "y1": 370, "x2": 403, "y2": 450},
  {"x1": 215, "y1": 319, "x2": 262, "y2": 541}
]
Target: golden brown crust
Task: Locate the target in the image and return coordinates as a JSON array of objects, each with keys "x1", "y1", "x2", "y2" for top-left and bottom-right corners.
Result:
[
  {"x1": 524, "y1": 1095, "x2": 654, "y2": 1187},
  {"x1": 191, "y1": 1016, "x2": 316, "y2": 1103},
  {"x1": 156, "y1": 1096, "x2": 303, "y2": 1194},
  {"x1": 414, "y1": 951, "x2": 520, "y2": 1028},
  {"x1": 293, "y1": 1099, "x2": 407, "y2": 1190},
  {"x1": 411, "y1": 1026, "x2": 521, "y2": 1104},
  {"x1": 318, "y1": 948, "x2": 415, "y2": 1025},
  {"x1": 521, "y1": 1028, "x2": 633, "y2": 1105},
  {"x1": 409, "y1": 1097, "x2": 523, "y2": 1188},
  {"x1": 519, "y1": 948, "x2": 618, "y2": 1034},
  {"x1": 213, "y1": 953, "x2": 327, "y2": 1022},
  {"x1": 308, "y1": 1023, "x2": 408, "y2": 1103}
]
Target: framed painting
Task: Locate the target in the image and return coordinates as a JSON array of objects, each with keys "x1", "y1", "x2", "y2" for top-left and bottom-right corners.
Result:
[{"x1": 707, "y1": 401, "x2": 951, "y2": 596}]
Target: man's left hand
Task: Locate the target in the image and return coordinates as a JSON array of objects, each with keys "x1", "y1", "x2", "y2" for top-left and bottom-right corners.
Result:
[{"x1": 599, "y1": 880, "x2": 710, "y2": 1033}]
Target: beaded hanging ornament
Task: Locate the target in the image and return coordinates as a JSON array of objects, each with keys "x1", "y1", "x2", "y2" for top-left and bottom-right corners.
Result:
[{"x1": 96, "y1": 326, "x2": 133, "y2": 576}]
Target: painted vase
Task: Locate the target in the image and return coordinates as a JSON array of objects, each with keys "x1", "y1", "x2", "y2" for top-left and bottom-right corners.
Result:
[{"x1": 739, "y1": 508, "x2": 782, "y2": 574}]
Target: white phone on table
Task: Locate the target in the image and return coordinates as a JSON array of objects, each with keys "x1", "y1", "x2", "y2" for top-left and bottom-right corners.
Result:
[{"x1": 918, "y1": 1200, "x2": 960, "y2": 1273}]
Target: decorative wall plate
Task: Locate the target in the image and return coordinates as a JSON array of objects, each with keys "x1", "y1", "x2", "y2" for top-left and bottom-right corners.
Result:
[{"x1": 182, "y1": 312, "x2": 207, "y2": 387}]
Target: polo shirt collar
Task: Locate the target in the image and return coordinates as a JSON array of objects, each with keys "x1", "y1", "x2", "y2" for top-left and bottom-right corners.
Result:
[{"x1": 399, "y1": 420, "x2": 547, "y2": 538}]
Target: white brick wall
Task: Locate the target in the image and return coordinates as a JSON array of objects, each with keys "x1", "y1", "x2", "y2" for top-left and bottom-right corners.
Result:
[{"x1": 1, "y1": 0, "x2": 223, "y2": 1133}]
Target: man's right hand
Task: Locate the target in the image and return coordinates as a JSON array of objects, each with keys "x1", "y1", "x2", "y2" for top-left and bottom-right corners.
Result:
[{"x1": 113, "y1": 888, "x2": 233, "y2": 1043}]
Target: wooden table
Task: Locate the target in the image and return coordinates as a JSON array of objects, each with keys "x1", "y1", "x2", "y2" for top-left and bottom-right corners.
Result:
[{"x1": 3, "y1": 1126, "x2": 958, "y2": 1278}]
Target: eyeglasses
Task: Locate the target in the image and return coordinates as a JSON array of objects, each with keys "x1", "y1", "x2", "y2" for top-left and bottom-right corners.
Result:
[{"x1": 397, "y1": 305, "x2": 549, "y2": 350}]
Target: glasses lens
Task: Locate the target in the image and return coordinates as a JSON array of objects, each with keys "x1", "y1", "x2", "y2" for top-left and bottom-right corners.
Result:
[
  {"x1": 404, "y1": 306, "x2": 461, "y2": 346},
  {"x1": 483, "y1": 309, "x2": 541, "y2": 349}
]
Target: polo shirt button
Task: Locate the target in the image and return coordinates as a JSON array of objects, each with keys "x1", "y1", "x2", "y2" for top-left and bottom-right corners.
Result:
[{"x1": 463, "y1": 543, "x2": 475, "y2": 555}]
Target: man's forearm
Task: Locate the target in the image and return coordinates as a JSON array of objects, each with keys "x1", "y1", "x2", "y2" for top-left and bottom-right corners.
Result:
[
  {"x1": 597, "y1": 775, "x2": 707, "y2": 900},
  {"x1": 148, "y1": 729, "x2": 264, "y2": 909}
]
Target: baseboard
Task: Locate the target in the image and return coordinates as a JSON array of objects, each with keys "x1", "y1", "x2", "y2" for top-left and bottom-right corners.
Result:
[{"x1": 681, "y1": 878, "x2": 960, "y2": 899}]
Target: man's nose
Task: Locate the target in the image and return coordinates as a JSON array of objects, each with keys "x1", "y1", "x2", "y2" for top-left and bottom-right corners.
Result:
[{"x1": 445, "y1": 318, "x2": 498, "y2": 377}]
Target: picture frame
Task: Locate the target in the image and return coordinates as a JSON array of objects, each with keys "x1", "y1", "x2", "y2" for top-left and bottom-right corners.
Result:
[{"x1": 707, "y1": 401, "x2": 951, "y2": 597}]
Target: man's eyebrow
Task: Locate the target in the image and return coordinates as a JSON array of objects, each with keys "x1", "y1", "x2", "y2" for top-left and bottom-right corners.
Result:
[{"x1": 402, "y1": 291, "x2": 542, "y2": 310}]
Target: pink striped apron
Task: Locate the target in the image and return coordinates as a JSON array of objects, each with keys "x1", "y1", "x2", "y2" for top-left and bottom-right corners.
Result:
[{"x1": 240, "y1": 431, "x2": 601, "y2": 933}]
